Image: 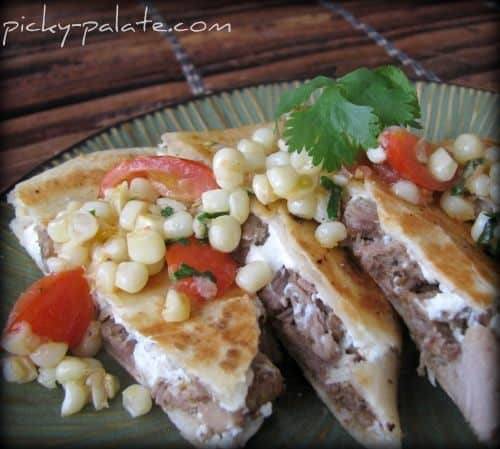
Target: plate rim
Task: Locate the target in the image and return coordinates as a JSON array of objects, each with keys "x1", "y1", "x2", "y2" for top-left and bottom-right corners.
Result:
[
  {"x1": 2, "y1": 78, "x2": 498, "y2": 198},
  {"x1": 1, "y1": 78, "x2": 497, "y2": 447}
]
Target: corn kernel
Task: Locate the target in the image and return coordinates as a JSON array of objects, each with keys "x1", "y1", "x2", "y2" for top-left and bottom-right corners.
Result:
[
  {"x1": 129, "y1": 178, "x2": 158, "y2": 202},
  {"x1": 55, "y1": 357, "x2": 90, "y2": 384},
  {"x1": 1, "y1": 322, "x2": 41, "y2": 356},
  {"x1": 208, "y1": 215, "x2": 241, "y2": 253},
  {"x1": 115, "y1": 262, "x2": 149, "y2": 293},
  {"x1": 127, "y1": 229, "x2": 165, "y2": 264},
  {"x1": 103, "y1": 236, "x2": 128, "y2": 262},
  {"x1": 104, "y1": 373, "x2": 121, "y2": 400},
  {"x1": 61, "y1": 380, "x2": 89, "y2": 416},
  {"x1": 252, "y1": 127, "x2": 277, "y2": 154},
  {"x1": 120, "y1": 200, "x2": 148, "y2": 231},
  {"x1": 122, "y1": 384, "x2": 152, "y2": 418},
  {"x1": 37, "y1": 367, "x2": 57, "y2": 389},
  {"x1": 163, "y1": 289, "x2": 191, "y2": 322},
  {"x1": 67, "y1": 211, "x2": 99, "y2": 243},
  {"x1": 229, "y1": 189, "x2": 250, "y2": 224},
  {"x1": 2, "y1": 355, "x2": 37, "y2": 383},
  {"x1": 80, "y1": 201, "x2": 113, "y2": 220},
  {"x1": 86, "y1": 369, "x2": 109, "y2": 411},
  {"x1": 440, "y1": 191, "x2": 475, "y2": 221},
  {"x1": 315, "y1": 222, "x2": 347, "y2": 248},
  {"x1": 236, "y1": 261, "x2": 273, "y2": 293},
  {"x1": 30, "y1": 342, "x2": 68, "y2": 368}
]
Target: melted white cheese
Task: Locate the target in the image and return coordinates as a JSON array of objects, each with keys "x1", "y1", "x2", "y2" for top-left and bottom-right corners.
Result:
[
  {"x1": 420, "y1": 291, "x2": 467, "y2": 321},
  {"x1": 133, "y1": 338, "x2": 191, "y2": 388},
  {"x1": 21, "y1": 223, "x2": 46, "y2": 273}
]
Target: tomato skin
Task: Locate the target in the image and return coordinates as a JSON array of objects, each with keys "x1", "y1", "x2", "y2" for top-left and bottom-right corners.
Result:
[
  {"x1": 5, "y1": 269, "x2": 94, "y2": 348},
  {"x1": 380, "y1": 128, "x2": 456, "y2": 191},
  {"x1": 99, "y1": 156, "x2": 218, "y2": 202},
  {"x1": 166, "y1": 238, "x2": 237, "y2": 300}
]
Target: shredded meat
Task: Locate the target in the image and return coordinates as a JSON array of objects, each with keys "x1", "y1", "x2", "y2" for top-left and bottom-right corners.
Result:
[
  {"x1": 344, "y1": 197, "x2": 469, "y2": 362},
  {"x1": 344, "y1": 196, "x2": 500, "y2": 442},
  {"x1": 232, "y1": 214, "x2": 269, "y2": 264},
  {"x1": 236, "y1": 211, "x2": 377, "y2": 429},
  {"x1": 257, "y1": 266, "x2": 375, "y2": 427},
  {"x1": 101, "y1": 317, "x2": 283, "y2": 435},
  {"x1": 327, "y1": 383, "x2": 376, "y2": 429}
]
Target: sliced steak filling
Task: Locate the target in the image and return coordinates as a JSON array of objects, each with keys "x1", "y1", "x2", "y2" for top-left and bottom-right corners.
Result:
[
  {"x1": 101, "y1": 317, "x2": 283, "y2": 437},
  {"x1": 241, "y1": 215, "x2": 378, "y2": 430},
  {"x1": 343, "y1": 197, "x2": 493, "y2": 364}
]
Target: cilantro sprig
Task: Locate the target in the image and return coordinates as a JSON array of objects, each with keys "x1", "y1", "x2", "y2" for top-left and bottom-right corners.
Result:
[
  {"x1": 171, "y1": 263, "x2": 217, "y2": 283},
  {"x1": 275, "y1": 66, "x2": 421, "y2": 171}
]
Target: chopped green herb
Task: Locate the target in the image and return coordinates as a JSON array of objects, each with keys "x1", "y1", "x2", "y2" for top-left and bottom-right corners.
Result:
[
  {"x1": 478, "y1": 212, "x2": 499, "y2": 245},
  {"x1": 161, "y1": 206, "x2": 175, "y2": 217},
  {"x1": 275, "y1": 66, "x2": 421, "y2": 171},
  {"x1": 89, "y1": 209, "x2": 96, "y2": 217},
  {"x1": 477, "y1": 212, "x2": 499, "y2": 259},
  {"x1": 450, "y1": 158, "x2": 484, "y2": 196},
  {"x1": 171, "y1": 263, "x2": 216, "y2": 283},
  {"x1": 197, "y1": 211, "x2": 228, "y2": 224},
  {"x1": 165, "y1": 237, "x2": 190, "y2": 246},
  {"x1": 450, "y1": 184, "x2": 466, "y2": 196},
  {"x1": 320, "y1": 176, "x2": 343, "y2": 220}
]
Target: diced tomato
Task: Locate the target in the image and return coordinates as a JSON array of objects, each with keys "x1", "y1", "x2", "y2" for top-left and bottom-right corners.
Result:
[
  {"x1": 166, "y1": 237, "x2": 237, "y2": 300},
  {"x1": 4, "y1": 268, "x2": 94, "y2": 348},
  {"x1": 380, "y1": 128, "x2": 456, "y2": 191},
  {"x1": 99, "y1": 155, "x2": 218, "y2": 202}
]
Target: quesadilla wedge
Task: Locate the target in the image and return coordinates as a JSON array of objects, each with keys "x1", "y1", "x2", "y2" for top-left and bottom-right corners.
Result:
[
  {"x1": 161, "y1": 126, "x2": 404, "y2": 447},
  {"x1": 7, "y1": 147, "x2": 283, "y2": 448},
  {"x1": 342, "y1": 173, "x2": 499, "y2": 442}
]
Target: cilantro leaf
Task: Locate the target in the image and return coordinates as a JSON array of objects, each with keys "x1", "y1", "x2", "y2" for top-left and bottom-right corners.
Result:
[
  {"x1": 320, "y1": 176, "x2": 343, "y2": 219},
  {"x1": 171, "y1": 263, "x2": 216, "y2": 283},
  {"x1": 89, "y1": 209, "x2": 96, "y2": 217},
  {"x1": 283, "y1": 85, "x2": 379, "y2": 170},
  {"x1": 161, "y1": 206, "x2": 174, "y2": 217},
  {"x1": 276, "y1": 66, "x2": 421, "y2": 171},
  {"x1": 338, "y1": 67, "x2": 421, "y2": 128},
  {"x1": 197, "y1": 211, "x2": 228, "y2": 224},
  {"x1": 275, "y1": 76, "x2": 335, "y2": 118}
]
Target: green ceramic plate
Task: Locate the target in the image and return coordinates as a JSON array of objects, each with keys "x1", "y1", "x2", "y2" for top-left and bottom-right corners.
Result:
[{"x1": 1, "y1": 81, "x2": 498, "y2": 448}]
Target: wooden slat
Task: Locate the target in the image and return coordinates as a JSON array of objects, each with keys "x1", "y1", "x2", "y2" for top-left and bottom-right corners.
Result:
[
  {"x1": 175, "y1": 3, "x2": 399, "y2": 84},
  {"x1": 201, "y1": 42, "x2": 395, "y2": 93},
  {"x1": 1, "y1": 34, "x2": 184, "y2": 117},
  {"x1": 335, "y1": 0, "x2": 500, "y2": 90},
  {"x1": 0, "y1": 2, "x2": 185, "y2": 117},
  {"x1": 0, "y1": 80, "x2": 192, "y2": 192},
  {"x1": 0, "y1": 0, "x2": 498, "y2": 196}
]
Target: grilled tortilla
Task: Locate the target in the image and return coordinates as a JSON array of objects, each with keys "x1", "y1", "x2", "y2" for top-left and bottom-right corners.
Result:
[
  {"x1": 343, "y1": 174, "x2": 499, "y2": 442},
  {"x1": 161, "y1": 126, "x2": 403, "y2": 447},
  {"x1": 8, "y1": 146, "x2": 283, "y2": 449}
]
